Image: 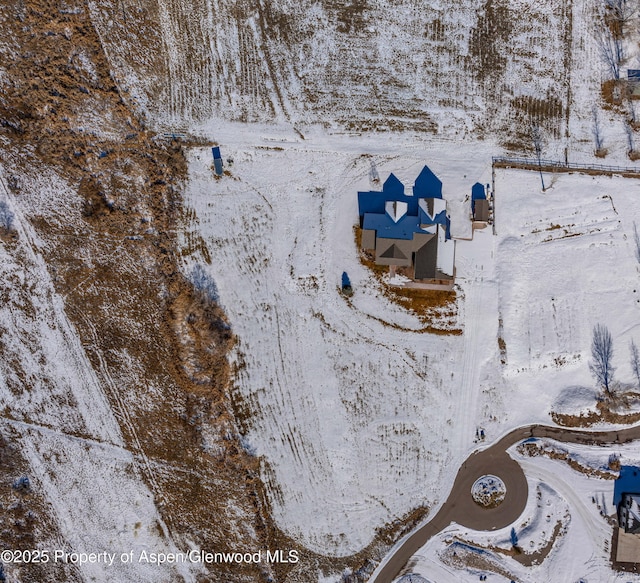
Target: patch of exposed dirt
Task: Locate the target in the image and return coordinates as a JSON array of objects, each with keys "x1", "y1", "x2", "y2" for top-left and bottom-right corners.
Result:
[
  {"x1": 0, "y1": 2, "x2": 429, "y2": 581},
  {"x1": 440, "y1": 540, "x2": 519, "y2": 581},
  {"x1": 0, "y1": 428, "x2": 82, "y2": 583},
  {"x1": 518, "y1": 442, "x2": 617, "y2": 480},
  {"x1": 0, "y1": 0, "x2": 267, "y2": 580},
  {"x1": 551, "y1": 391, "x2": 640, "y2": 428},
  {"x1": 353, "y1": 227, "x2": 460, "y2": 334}
]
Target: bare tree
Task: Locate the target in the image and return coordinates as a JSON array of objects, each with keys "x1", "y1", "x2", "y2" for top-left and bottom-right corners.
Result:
[
  {"x1": 592, "y1": 106, "x2": 605, "y2": 153},
  {"x1": 625, "y1": 121, "x2": 636, "y2": 155},
  {"x1": 531, "y1": 124, "x2": 546, "y2": 191},
  {"x1": 605, "y1": 0, "x2": 637, "y2": 34},
  {"x1": 190, "y1": 263, "x2": 219, "y2": 302},
  {"x1": 630, "y1": 339, "x2": 640, "y2": 387},
  {"x1": 590, "y1": 323, "x2": 615, "y2": 394},
  {"x1": 598, "y1": 23, "x2": 623, "y2": 80},
  {"x1": 0, "y1": 200, "x2": 14, "y2": 231}
]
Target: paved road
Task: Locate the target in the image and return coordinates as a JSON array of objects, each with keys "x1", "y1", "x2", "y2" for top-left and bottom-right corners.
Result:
[{"x1": 368, "y1": 423, "x2": 640, "y2": 583}]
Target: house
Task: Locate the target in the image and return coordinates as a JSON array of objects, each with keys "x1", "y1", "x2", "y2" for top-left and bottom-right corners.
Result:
[
  {"x1": 612, "y1": 466, "x2": 640, "y2": 568},
  {"x1": 471, "y1": 182, "x2": 489, "y2": 222},
  {"x1": 616, "y1": 466, "x2": 640, "y2": 534},
  {"x1": 358, "y1": 166, "x2": 454, "y2": 282},
  {"x1": 620, "y1": 494, "x2": 640, "y2": 534}
]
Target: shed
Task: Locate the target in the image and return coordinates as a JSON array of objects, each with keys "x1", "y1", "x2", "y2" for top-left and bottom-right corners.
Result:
[
  {"x1": 471, "y1": 182, "x2": 489, "y2": 221},
  {"x1": 628, "y1": 70, "x2": 640, "y2": 97},
  {"x1": 212, "y1": 146, "x2": 223, "y2": 176}
]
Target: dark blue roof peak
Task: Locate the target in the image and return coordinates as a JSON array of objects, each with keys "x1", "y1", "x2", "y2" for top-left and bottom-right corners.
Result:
[
  {"x1": 413, "y1": 165, "x2": 442, "y2": 199},
  {"x1": 614, "y1": 465, "x2": 640, "y2": 506},
  {"x1": 472, "y1": 182, "x2": 486, "y2": 201},
  {"x1": 383, "y1": 173, "x2": 405, "y2": 196}
]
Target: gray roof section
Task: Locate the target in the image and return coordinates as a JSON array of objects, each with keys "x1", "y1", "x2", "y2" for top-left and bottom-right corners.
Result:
[
  {"x1": 414, "y1": 235, "x2": 437, "y2": 280},
  {"x1": 474, "y1": 199, "x2": 489, "y2": 222},
  {"x1": 375, "y1": 238, "x2": 413, "y2": 267},
  {"x1": 361, "y1": 229, "x2": 376, "y2": 250}
]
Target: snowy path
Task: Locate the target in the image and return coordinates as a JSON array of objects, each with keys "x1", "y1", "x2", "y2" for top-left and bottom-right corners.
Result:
[{"x1": 0, "y1": 169, "x2": 199, "y2": 583}]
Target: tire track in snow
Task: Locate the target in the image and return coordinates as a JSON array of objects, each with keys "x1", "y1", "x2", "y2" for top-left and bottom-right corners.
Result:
[
  {"x1": 453, "y1": 275, "x2": 484, "y2": 456},
  {"x1": 518, "y1": 457, "x2": 610, "y2": 554},
  {"x1": 80, "y1": 317, "x2": 196, "y2": 583}
]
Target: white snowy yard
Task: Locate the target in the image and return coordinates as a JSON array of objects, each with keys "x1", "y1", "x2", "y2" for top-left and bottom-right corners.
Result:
[
  {"x1": 181, "y1": 120, "x2": 640, "y2": 564},
  {"x1": 493, "y1": 169, "x2": 640, "y2": 428}
]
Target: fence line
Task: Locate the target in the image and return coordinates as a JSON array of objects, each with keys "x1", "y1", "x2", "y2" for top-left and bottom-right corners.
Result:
[{"x1": 492, "y1": 156, "x2": 640, "y2": 176}]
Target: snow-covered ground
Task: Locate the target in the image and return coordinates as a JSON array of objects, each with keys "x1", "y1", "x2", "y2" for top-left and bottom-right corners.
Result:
[
  {"x1": 86, "y1": 0, "x2": 640, "y2": 576},
  {"x1": 182, "y1": 120, "x2": 640, "y2": 574},
  {"x1": 181, "y1": 127, "x2": 500, "y2": 554},
  {"x1": 0, "y1": 167, "x2": 201, "y2": 583},
  {"x1": 492, "y1": 168, "x2": 640, "y2": 428}
]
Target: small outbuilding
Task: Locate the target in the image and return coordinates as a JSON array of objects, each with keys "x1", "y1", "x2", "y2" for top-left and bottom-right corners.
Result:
[
  {"x1": 471, "y1": 182, "x2": 489, "y2": 222},
  {"x1": 628, "y1": 70, "x2": 640, "y2": 97},
  {"x1": 212, "y1": 146, "x2": 224, "y2": 176}
]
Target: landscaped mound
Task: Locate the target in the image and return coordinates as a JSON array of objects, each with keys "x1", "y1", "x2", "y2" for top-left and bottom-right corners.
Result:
[{"x1": 471, "y1": 475, "x2": 506, "y2": 508}]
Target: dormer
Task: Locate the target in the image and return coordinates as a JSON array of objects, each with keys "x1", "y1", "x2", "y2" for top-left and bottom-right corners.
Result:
[{"x1": 385, "y1": 200, "x2": 408, "y2": 223}]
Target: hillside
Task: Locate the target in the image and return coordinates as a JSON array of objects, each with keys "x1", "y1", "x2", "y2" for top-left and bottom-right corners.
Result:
[{"x1": 0, "y1": 1, "x2": 270, "y2": 582}]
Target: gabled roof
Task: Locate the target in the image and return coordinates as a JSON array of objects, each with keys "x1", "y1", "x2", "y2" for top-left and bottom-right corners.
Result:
[
  {"x1": 419, "y1": 198, "x2": 447, "y2": 227},
  {"x1": 386, "y1": 200, "x2": 408, "y2": 223},
  {"x1": 358, "y1": 184, "x2": 419, "y2": 218},
  {"x1": 436, "y1": 223, "x2": 454, "y2": 276},
  {"x1": 358, "y1": 166, "x2": 443, "y2": 218},
  {"x1": 413, "y1": 165, "x2": 442, "y2": 199},
  {"x1": 472, "y1": 182, "x2": 486, "y2": 200},
  {"x1": 380, "y1": 243, "x2": 409, "y2": 260},
  {"x1": 383, "y1": 173, "x2": 405, "y2": 196},
  {"x1": 414, "y1": 235, "x2": 437, "y2": 280},
  {"x1": 614, "y1": 466, "x2": 640, "y2": 507}
]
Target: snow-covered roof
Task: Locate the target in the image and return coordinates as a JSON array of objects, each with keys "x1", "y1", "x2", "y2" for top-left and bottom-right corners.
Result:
[
  {"x1": 418, "y1": 197, "x2": 447, "y2": 225},
  {"x1": 386, "y1": 200, "x2": 408, "y2": 223},
  {"x1": 436, "y1": 223, "x2": 455, "y2": 277}
]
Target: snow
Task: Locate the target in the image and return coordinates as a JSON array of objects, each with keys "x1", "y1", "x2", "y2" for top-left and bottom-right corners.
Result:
[
  {"x1": 0, "y1": 167, "x2": 201, "y2": 583},
  {"x1": 13, "y1": 0, "x2": 640, "y2": 577},
  {"x1": 553, "y1": 385, "x2": 601, "y2": 416},
  {"x1": 180, "y1": 119, "x2": 640, "y2": 573},
  {"x1": 181, "y1": 130, "x2": 499, "y2": 554}
]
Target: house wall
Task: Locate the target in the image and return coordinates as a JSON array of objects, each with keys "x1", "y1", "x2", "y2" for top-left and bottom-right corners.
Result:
[{"x1": 361, "y1": 229, "x2": 376, "y2": 250}]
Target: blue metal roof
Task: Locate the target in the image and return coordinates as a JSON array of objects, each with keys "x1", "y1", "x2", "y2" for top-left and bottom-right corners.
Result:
[
  {"x1": 471, "y1": 182, "x2": 486, "y2": 213},
  {"x1": 384, "y1": 173, "x2": 404, "y2": 196},
  {"x1": 363, "y1": 212, "x2": 422, "y2": 240},
  {"x1": 358, "y1": 183, "x2": 419, "y2": 217},
  {"x1": 413, "y1": 165, "x2": 442, "y2": 198},
  {"x1": 472, "y1": 182, "x2": 486, "y2": 200},
  {"x1": 614, "y1": 466, "x2": 640, "y2": 506},
  {"x1": 212, "y1": 146, "x2": 222, "y2": 160},
  {"x1": 358, "y1": 166, "x2": 446, "y2": 227},
  {"x1": 418, "y1": 206, "x2": 448, "y2": 227},
  {"x1": 629, "y1": 70, "x2": 640, "y2": 82}
]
